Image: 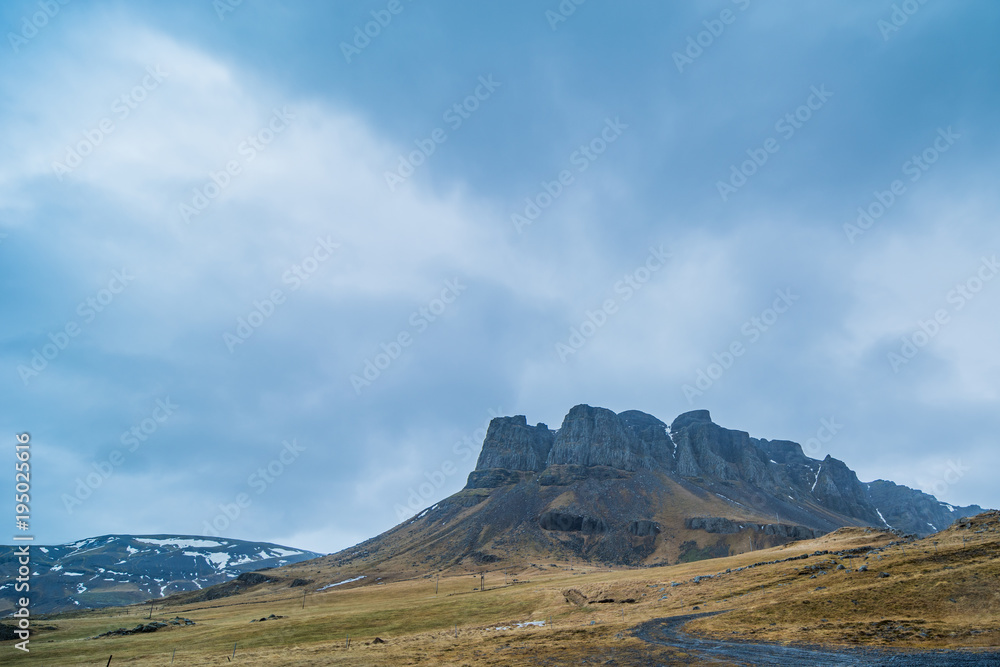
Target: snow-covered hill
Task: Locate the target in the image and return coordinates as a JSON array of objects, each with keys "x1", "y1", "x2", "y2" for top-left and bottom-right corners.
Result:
[{"x1": 0, "y1": 534, "x2": 323, "y2": 614}]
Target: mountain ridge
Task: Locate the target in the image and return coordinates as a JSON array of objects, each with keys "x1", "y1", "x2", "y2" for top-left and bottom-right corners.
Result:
[
  {"x1": 0, "y1": 534, "x2": 322, "y2": 615},
  {"x1": 316, "y1": 405, "x2": 988, "y2": 575}
]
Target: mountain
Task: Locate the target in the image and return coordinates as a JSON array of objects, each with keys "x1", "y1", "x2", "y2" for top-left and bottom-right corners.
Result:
[
  {"x1": 0, "y1": 534, "x2": 322, "y2": 615},
  {"x1": 318, "y1": 406, "x2": 988, "y2": 575}
]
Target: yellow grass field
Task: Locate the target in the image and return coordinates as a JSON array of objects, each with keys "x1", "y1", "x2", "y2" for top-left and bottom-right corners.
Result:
[{"x1": 12, "y1": 514, "x2": 1000, "y2": 665}]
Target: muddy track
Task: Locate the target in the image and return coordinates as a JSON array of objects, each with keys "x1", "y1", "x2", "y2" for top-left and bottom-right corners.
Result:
[{"x1": 632, "y1": 612, "x2": 1000, "y2": 666}]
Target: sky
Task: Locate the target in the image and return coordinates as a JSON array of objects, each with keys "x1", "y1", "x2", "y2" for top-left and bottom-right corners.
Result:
[{"x1": 1, "y1": 0, "x2": 998, "y2": 554}]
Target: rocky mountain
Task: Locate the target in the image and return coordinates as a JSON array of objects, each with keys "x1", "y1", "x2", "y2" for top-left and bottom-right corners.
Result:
[
  {"x1": 0, "y1": 535, "x2": 322, "y2": 615},
  {"x1": 317, "y1": 406, "x2": 988, "y2": 575}
]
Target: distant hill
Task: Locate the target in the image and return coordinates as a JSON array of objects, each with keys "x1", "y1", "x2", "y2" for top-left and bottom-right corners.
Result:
[
  {"x1": 319, "y1": 406, "x2": 989, "y2": 574},
  {"x1": 0, "y1": 534, "x2": 322, "y2": 615}
]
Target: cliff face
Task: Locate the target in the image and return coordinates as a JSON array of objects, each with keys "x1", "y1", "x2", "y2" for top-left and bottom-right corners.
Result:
[
  {"x1": 669, "y1": 411, "x2": 769, "y2": 484},
  {"x1": 547, "y1": 405, "x2": 670, "y2": 471},
  {"x1": 329, "y1": 405, "x2": 991, "y2": 572},
  {"x1": 865, "y1": 479, "x2": 988, "y2": 535},
  {"x1": 473, "y1": 415, "x2": 554, "y2": 472},
  {"x1": 463, "y1": 405, "x2": 987, "y2": 539}
]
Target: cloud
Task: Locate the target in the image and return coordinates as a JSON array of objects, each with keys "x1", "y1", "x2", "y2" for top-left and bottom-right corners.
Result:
[{"x1": 1, "y1": 3, "x2": 997, "y2": 553}]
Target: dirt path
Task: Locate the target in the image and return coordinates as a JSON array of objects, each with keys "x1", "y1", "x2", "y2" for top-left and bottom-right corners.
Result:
[{"x1": 632, "y1": 612, "x2": 1000, "y2": 666}]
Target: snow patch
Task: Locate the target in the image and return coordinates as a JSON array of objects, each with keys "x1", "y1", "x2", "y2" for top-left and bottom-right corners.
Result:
[
  {"x1": 50, "y1": 564, "x2": 63, "y2": 572},
  {"x1": 205, "y1": 552, "x2": 230, "y2": 569},
  {"x1": 491, "y1": 621, "x2": 546, "y2": 630},
  {"x1": 268, "y1": 548, "x2": 302, "y2": 557},
  {"x1": 811, "y1": 464, "x2": 823, "y2": 492},
  {"x1": 714, "y1": 493, "x2": 747, "y2": 509},
  {"x1": 135, "y1": 538, "x2": 222, "y2": 548},
  {"x1": 664, "y1": 426, "x2": 677, "y2": 457},
  {"x1": 317, "y1": 576, "x2": 365, "y2": 591},
  {"x1": 875, "y1": 508, "x2": 892, "y2": 529},
  {"x1": 63, "y1": 572, "x2": 84, "y2": 576}
]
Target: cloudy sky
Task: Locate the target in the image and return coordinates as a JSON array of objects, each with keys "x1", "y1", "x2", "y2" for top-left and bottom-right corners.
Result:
[{"x1": 2, "y1": 0, "x2": 998, "y2": 554}]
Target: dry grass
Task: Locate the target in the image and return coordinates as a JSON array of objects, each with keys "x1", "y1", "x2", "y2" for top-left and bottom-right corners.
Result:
[{"x1": 13, "y1": 516, "x2": 999, "y2": 665}]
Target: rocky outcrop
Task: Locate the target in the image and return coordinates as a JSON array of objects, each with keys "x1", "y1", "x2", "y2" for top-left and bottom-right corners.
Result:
[
  {"x1": 685, "y1": 517, "x2": 823, "y2": 539},
  {"x1": 629, "y1": 520, "x2": 661, "y2": 537},
  {"x1": 669, "y1": 411, "x2": 770, "y2": 485},
  {"x1": 619, "y1": 410, "x2": 676, "y2": 471},
  {"x1": 685, "y1": 517, "x2": 741, "y2": 534},
  {"x1": 539, "y1": 510, "x2": 607, "y2": 534},
  {"x1": 466, "y1": 468, "x2": 529, "y2": 489},
  {"x1": 811, "y1": 456, "x2": 881, "y2": 524},
  {"x1": 474, "y1": 416, "x2": 554, "y2": 472},
  {"x1": 760, "y1": 524, "x2": 823, "y2": 539},
  {"x1": 459, "y1": 404, "x2": 992, "y2": 541},
  {"x1": 547, "y1": 405, "x2": 661, "y2": 471},
  {"x1": 865, "y1": 479, "x2": 988, "y2": 536},
  {"x1": 757, "y1": 439, "x2": 809, "y2": 465}
]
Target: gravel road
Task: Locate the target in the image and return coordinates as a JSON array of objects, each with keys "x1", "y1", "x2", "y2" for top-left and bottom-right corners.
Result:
[{"x1": 632, "y1": 612, "x2": 1000, "y2": 666}]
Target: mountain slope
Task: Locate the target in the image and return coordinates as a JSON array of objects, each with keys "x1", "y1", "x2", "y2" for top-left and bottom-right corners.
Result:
[
  {"x1": 314, "y1": 406, "x2": 988, "y2": 576},
  {"x1": 0, "y1": 534, "x2": 322, "y2": 614}
]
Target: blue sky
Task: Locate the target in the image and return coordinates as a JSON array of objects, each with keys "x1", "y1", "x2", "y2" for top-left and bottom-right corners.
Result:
[{"x1": 2, "y1": 0, "x2": 998, "y2": 553}]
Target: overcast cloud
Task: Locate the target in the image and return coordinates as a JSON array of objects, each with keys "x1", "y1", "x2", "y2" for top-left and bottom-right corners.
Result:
[{"x1": 2, "y1": 0, "x2": 998, "y2": 553}]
